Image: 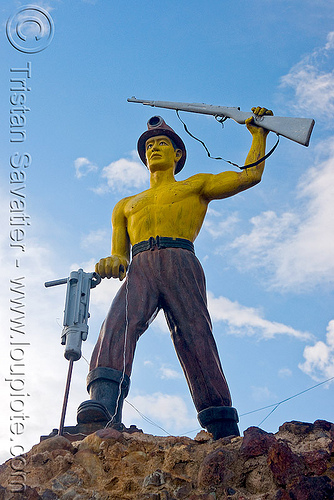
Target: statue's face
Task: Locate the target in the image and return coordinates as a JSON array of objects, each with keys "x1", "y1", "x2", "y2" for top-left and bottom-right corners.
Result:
[{"x1": 145, "y1": 135, "x2": 182, "y2": 172}]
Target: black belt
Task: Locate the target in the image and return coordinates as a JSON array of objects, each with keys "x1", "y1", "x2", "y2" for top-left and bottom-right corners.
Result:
[{"x1": 132, "y1": 236, "x2": 194, "y2": 258}]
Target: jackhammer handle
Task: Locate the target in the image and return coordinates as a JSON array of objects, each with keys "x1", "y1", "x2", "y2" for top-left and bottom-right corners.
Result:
[{"x1": 44, "y1": 278, "x2": 68, "y2": 288}]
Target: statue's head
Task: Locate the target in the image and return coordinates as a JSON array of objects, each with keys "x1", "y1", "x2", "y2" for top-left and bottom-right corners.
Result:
[{"x1": 137, "y1": 116, "x2": 186, "y2": 174}]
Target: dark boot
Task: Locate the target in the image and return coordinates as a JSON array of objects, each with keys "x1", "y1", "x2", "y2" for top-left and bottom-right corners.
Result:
[
  {"x1": 77, "y1": 367, "x2": 130, "y2": 425},
  {"x1": 198, "y1": 406, "x2": 240, "y2": 440}
]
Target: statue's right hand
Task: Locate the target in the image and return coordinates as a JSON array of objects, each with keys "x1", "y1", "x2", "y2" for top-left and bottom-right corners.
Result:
[{"x1": 95, "y1": 255, "x2": 128, "y2": 280}]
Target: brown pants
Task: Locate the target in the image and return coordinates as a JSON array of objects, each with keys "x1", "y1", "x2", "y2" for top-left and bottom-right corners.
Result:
[{"x1": 90, "y1": 247, "x2": 232, "y2": 412}]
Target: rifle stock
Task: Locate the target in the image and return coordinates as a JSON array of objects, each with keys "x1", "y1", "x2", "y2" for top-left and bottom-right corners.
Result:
[{"x1": 127, "y1": 97, "x2": 315, "y2": 147}]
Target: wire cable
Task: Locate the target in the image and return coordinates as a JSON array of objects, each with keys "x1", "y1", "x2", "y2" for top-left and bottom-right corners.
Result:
[
  {"x1": 125, "y1": 399, "x2": 171, "y2": 436},
  {"x1": 104, "y1": 267, "x2": 131, "y2": 428},
  {"x1": 176, "y1": 109, "x2": 280, "y2": 170},
  {"x1": 181, "y1": 375, "x2": 334, "y2": 436},
  {"x1": 241, "y1": 375, "x2": 334, "y2": 427}
]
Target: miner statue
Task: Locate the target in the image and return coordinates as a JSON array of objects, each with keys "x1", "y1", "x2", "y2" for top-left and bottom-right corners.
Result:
[{"x1": 77, "y1": 106, "x2": 273, "y2": 439}]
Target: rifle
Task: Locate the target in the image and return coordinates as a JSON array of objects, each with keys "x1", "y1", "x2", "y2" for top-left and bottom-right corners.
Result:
[
  {"x1": 127, "y1": 97, "x2": 315, "y2": 147},
  {"x1": 45, "y1": 269, "x2": 101, "y2": 435}
]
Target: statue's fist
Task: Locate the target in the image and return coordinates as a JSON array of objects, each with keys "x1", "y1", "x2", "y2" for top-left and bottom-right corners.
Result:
[
  {"x1": 246, "y1": 106, "x2": 273, "y2": 136},
  {"x1": 251, "y1": 106, "x2": 273, "y2": 117},
  {"x1": 95, "y1": 255, "x2": 128, "y2": 280}
]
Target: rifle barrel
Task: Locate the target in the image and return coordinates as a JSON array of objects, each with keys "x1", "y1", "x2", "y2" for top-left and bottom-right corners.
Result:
[
  {"x1": 127, "y1": 97, "x2": 315, "y2": 146},
  {"x1": 127, "y1": 97, "x2": 245, "y2": 121}
]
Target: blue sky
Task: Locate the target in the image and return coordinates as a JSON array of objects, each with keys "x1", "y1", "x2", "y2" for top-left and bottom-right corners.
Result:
[{"x1": 1, "y1": 0, "x2": 334, "y2": 462}]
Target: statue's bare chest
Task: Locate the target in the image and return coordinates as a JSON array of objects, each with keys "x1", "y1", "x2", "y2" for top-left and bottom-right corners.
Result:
[{"x1": 124, "y1": 183, "x2": 196, "y2": 218}]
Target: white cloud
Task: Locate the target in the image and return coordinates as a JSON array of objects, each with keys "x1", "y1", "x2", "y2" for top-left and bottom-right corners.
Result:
[
  {"x1": 32, "y1": 2, "x2": 56, "y2": 12},
  {"x1": 90, "y1": 276, "x2": 122, "y2": 315},
  {"x1": 80, "y1": 228, "x2": 109, "y2": 250},
  {"x1": 150, "y1": 309, "x2": 170, "y2": 335},
  {"x1": 299, "y1": 320, "x2": 334, "y2": 381},
  {"x1": 280, "y1": 31, "x2": 334, "y2": 120},
  {"x1": 0, "y1": 236, "x2": 78, "y2": 463},
  {"x1": 204, "y1": 211, "x2": 240, "y2": 239},
  {"x1": 159, "y1": 365, "x2": 182, "y2": 380},
  {"x1": 228, "y1": 139, "x2": 334, "y2": 290},
  {"x1": 325, "y1": 31, "x2": 334, "y2": 51},
  {"x1": 208, "y1": 291, "x2": 311, "y2": 341},
  {"x1": 74, "y1": 157, "x2": 98, "y2": 179},
  {"x1": 278, "y1": 368, "x2": 293, "y2": 378},
  {"x1": 251, "y1": 386, "x2": 275, "y2": 402},
  {"x1": 230, "y1": 210, "x2": 297, "y2": 258},
  {"x1": 94, "y1": 152, "x2": 149, "y2": 194},
  {"x1": 123, "y1": 393, "x2": 197, "y2": 433}
]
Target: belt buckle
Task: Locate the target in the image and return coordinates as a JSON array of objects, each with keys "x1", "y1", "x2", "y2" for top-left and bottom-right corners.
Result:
[
  {"x1": 149, "y1": 236, "x2": 156, "y2": 250},
  {"x1": 149, "y1": 236, "x2": 161, "y2": 250}
]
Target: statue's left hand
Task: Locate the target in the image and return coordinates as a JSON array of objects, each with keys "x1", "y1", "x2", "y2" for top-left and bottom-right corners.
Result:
[{"x1": 246, "y1": 107, "x2": 273, "y2": 136}]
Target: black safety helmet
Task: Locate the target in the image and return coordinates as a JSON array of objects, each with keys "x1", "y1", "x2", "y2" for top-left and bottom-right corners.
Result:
[{"x1": 137, "y1": 116, "x2": 186, "y2": 174}]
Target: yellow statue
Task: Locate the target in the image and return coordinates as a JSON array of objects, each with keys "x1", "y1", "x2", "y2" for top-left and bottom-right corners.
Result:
[{"x1": 77, "y1": 107, "x2": 273, "y2": 439}]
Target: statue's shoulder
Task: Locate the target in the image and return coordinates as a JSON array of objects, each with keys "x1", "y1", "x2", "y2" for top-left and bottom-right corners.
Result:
[
  {"x1": 180, "y1": 172, "x2": 212, "y2": 189},
  {"x1": 113, "y1": 194, "x2": 135, "y2": 213},
  {"x1": 183, "y1": 172, "x2": 212, "y2": 181}
]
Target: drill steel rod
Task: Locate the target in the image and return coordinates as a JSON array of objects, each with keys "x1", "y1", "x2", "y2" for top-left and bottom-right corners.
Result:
[{"x1": 58, "y1": 357, "x2": 74, "y2": 436}]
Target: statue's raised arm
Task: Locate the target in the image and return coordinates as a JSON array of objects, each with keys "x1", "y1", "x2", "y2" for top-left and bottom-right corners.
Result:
[{"x1": 199, "y1": 106, "x2": 273, "y2": 202}]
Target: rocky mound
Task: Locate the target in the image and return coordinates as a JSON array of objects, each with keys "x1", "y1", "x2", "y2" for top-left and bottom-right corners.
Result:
[{"x1": 1, "y1": 420, "x2": 334, "y2": 499}]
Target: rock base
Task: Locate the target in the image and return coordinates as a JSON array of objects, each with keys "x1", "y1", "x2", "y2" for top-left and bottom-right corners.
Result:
[{"x1": 1, "y1": 420, "x2": 334, "y2": 499}]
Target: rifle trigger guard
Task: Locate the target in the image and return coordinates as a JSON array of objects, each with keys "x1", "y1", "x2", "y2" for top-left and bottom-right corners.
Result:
[{"x1": 215, "y1": 115, "x2": 228, "y2": 125}]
